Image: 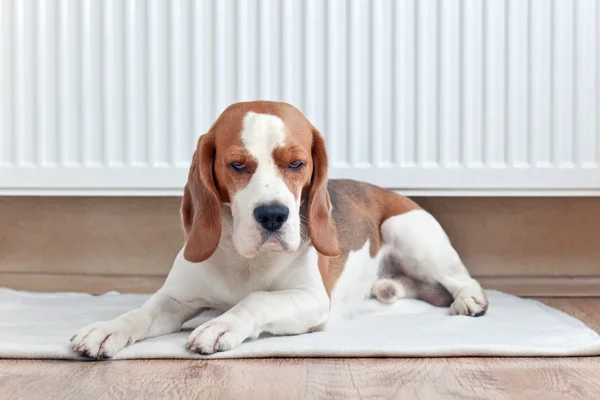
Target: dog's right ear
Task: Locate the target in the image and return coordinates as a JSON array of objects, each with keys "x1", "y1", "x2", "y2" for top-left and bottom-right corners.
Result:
[{"x1": 181, "y1": 131, "x2": 221, "y2": 263}]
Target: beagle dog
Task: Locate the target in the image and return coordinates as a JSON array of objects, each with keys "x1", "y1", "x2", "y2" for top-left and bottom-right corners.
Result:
[{"x1": 71, "y1": 101, "x2": 488, "y2": 358}]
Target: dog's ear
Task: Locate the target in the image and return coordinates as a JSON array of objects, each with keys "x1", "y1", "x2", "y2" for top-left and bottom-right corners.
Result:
[
  {"x1": 181, "y1": 131, "x2": 221, "y2": 263},
  {"x1": 307, "y1": 128, "x2": 339, "y2": 257}
]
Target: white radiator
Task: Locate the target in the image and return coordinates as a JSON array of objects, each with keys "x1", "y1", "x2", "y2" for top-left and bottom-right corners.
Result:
[{"x1": 0, "y1": 0, "x2": 598, "y2": 195}]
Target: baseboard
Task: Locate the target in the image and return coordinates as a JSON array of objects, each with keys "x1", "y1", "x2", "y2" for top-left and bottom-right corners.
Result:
[
  {"x1": 4, "y1": 272, "x2": 600, "y2": 297},
  {"x1": 0, "y1": 272, "x2": 164, "y2": 294},
  {"x1": 3, "y1": 196, "x2": 600, "y2": 297},
  {"x1": 478, "y1": 277, "x2": 600, "y2": 297}
]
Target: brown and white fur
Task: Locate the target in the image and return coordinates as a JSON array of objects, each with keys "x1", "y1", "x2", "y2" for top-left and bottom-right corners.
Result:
[{"x1": 71, "y1": 101, "x2": 488, "y2": 358}]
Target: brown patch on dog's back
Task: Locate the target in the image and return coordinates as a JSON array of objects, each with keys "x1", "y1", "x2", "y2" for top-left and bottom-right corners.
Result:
[
  {"x1": 328, "y1": 180, "x2": 383, "y2": 257},
  {"x1": 311, "y1": 179, "x2": 422, "y2": 296}
]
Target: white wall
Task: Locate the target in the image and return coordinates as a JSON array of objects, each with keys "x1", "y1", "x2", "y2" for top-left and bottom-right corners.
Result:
[{"x1": 0, "y1": 0, "x2": 598, "y2": 196}]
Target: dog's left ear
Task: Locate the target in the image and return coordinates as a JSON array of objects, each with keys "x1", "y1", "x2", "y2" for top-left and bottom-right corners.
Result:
[
  {"x1": 307, "y1": 128, "x2": 339, "y2": 257},
  {"x1": 181, "y1": 131, "x2": 222, "y2": 263}
]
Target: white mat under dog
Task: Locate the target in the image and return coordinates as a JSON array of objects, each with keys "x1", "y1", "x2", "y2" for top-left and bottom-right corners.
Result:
[{"x1": 1, "y1": 288, "x2": 599, "y2": 359}]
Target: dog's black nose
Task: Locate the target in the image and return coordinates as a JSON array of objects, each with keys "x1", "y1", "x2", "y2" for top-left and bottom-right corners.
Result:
[{"x1": 253, "y1": 204, "x2": 289, "y2": 232}]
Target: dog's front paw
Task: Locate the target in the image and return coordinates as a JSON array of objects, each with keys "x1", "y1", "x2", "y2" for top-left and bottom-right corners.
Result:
[
  {"x1": 187, "y1": 317, "x2": 252, "y2": 355},
  {"x1": 450, "y1": 285, "x2": 489, "y2": 317},
  {"x1": 70, "y1": 321, "x2": 133, "y2": 359}
]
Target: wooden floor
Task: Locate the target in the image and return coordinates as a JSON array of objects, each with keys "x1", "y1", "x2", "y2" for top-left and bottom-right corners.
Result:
[{"x1": 1, "y1": 298, "x2": 599, "y2": 400}]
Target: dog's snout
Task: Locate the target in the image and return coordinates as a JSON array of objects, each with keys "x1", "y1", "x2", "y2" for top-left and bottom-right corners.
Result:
[{"x1": 253, "y1": 204, "x2": 289, "y2": 232}]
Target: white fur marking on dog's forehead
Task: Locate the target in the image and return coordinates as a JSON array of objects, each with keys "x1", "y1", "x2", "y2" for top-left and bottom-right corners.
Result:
[{"x1": 241, "y1": 112, "x2": 287, "y2": 158}]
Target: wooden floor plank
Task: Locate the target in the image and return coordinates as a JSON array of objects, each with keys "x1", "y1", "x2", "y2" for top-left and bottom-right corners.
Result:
[{"x1": 1, "y1": 298, "x2": 599, "y2": 400}]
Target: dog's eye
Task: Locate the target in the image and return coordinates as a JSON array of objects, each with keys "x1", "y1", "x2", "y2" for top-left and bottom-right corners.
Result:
[
  {"x1": 288, "y1": 161, "x2": 304, "y2": 170},
  {"x1": 230, "y1": 162, "x2": 248, "y2": 172}
]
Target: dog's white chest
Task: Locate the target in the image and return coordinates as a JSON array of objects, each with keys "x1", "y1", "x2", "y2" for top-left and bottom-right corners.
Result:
[{"x1": 199, "y1": 249, "x2": 303, "y2": 308}]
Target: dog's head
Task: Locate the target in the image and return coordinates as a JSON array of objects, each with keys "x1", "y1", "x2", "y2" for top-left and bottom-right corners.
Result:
[{"x1": 181, "y1": 101, "x2": 339, "y2": 262}]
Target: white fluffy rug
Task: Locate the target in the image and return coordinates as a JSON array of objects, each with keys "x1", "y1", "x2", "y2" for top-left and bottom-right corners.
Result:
[{"x1": 1, "y1": 288, "x2": 599, "y2": 359}]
